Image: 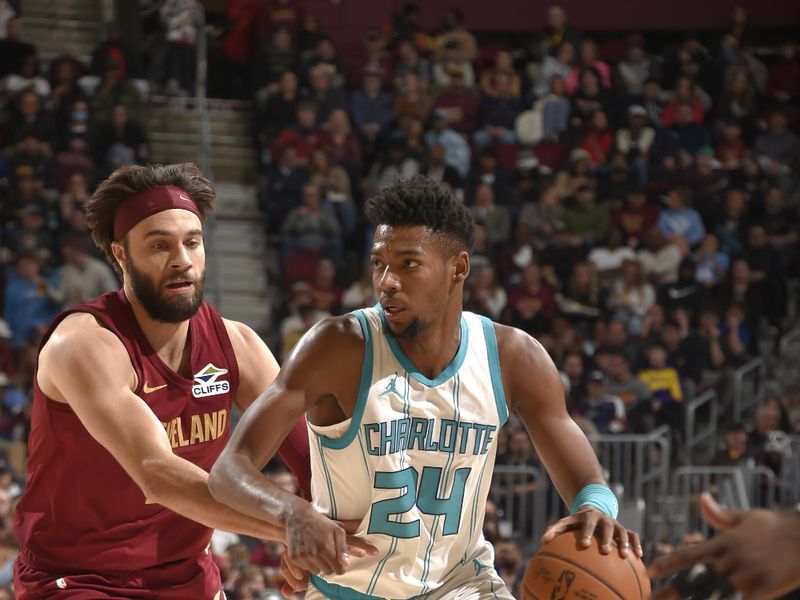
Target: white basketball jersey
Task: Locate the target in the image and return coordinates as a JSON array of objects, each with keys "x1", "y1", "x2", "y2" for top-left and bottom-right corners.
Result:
[{"x1": 307, "y1": 307, "x2": 509, "y2": 599}]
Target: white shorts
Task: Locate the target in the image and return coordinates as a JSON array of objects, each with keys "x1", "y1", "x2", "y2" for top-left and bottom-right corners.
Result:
[{"x1": 305, "y1": 545, "x2": 514, "y2": 600}]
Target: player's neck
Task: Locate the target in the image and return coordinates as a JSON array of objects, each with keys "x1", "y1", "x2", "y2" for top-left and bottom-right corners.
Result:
[
  {"x1": 124, "y1": 286, "x2": 192, "y2": 374},
  {"x1": 395, "y1": 308, "x2": 463, "y2": 381}
]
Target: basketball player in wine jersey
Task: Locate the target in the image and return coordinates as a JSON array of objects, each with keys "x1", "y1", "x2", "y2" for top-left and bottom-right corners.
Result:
[
  {"x1": 13, "y1": 164, "x2": 372, "y2": 599},
  {"x1": 210, "y1": 176, "x2": 643, "y2": 600}
]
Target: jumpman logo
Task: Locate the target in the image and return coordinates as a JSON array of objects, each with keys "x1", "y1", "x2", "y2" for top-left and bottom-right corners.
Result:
[
  {"x1": 473, "y1": 559, "x2": 490, "y2": 576},
  {"x1": 379, "y1": 373, "x2": 402, "y2": 397}
]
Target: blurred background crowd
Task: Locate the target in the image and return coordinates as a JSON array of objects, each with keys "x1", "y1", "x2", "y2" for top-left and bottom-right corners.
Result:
[{"x1": 0, "y1": 0, "x2": 798, "y2": 597}]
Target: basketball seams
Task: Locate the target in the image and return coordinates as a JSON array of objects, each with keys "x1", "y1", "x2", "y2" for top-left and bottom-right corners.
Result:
[
  {"x1": 624, "y1": 554, "x2": 647, "y2": 600},
  {"x1": 531, "y1": 552, "x2": 625, "y2": 600}
]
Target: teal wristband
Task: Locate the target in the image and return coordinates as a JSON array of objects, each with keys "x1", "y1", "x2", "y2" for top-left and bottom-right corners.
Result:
[{"x1": 570, "y1": 483, "x2": 619, "y2": 519}]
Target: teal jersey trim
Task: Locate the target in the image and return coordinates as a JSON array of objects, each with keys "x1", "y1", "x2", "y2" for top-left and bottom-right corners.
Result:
[
  {"x1": 310, "y1": 574, "x2": 386, "y2": 600},
  {"x1": 377, "y1": 305, "x2": 469, "y2": 387},
  {"x1": 479, "y1": 316, "x2": 508, "y2": 426},
  {"x1": 316, "y1": 436, "x2": 338, "y2": 519},
  {"x1": 321, "y1": 310, "x2": 374, "y2": 449}
]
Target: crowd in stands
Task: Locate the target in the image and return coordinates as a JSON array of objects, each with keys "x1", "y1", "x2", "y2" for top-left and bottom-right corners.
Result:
[{"x1": 0, "y1": 0, "x2": 797, "y2": 597}]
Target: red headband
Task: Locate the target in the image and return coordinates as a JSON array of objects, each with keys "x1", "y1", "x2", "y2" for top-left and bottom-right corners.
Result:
[{"x1": 113, "y1": 185, "x2": 202, "y2": 240}]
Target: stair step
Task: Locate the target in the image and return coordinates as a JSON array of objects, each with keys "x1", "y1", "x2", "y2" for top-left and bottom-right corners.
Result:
[
  {"x1": 25, "y1": 21, "x2": 100, "y2": 43},
  {"x1": 152, "y1": 144, "x2": 255, "y2": 161},
  {"x1": 150, "y1": 132, "x2": 252, "y2": 147},
  {"x1": 218, "y1": 294, "x2": 271, "y2": 330}
]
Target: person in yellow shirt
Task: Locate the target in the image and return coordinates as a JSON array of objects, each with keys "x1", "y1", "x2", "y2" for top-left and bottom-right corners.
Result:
[{"x1": 631, "y1": 342, "x2": 684, "y2": 435}]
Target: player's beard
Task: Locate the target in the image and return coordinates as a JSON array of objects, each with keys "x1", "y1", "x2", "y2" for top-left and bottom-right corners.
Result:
[
  {"x1": 394, "y1": 316, "x2": 426, "y2": 339},
  {"x1": 127, "y1": 256, "x2": 205, "y2": 323}
]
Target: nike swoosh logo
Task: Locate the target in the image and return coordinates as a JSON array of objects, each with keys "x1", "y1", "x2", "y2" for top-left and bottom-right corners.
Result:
[{"x1": 143, "y1": 381, "x2": 168, "y2": 394}]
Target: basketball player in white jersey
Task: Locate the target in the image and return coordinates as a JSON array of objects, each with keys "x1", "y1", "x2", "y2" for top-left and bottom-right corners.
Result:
[{"x1": 210, "y1": 176, "x2": 642, "y2": 599}]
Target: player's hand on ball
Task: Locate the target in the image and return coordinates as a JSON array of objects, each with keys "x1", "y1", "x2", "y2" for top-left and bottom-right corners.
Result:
[
  {"x1": 648, "y1": 492, "x2": 800, "y2": 600},
  {"x1": 541, "y1": 506, "x2": 643, "y2": 559}
]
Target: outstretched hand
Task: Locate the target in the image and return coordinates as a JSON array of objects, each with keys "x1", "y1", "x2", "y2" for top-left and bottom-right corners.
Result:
[
  {"x1": 648, "y1": 492, "x2": 800, "y2": 600},
  {"x1": 541, "y1": 506, "x2": 643, "y2": 559}
]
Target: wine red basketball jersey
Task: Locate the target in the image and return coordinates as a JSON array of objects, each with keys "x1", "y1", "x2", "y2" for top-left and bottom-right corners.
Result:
[{"x1": 14, "y1": 290, "x2": 239, "y2": 575}]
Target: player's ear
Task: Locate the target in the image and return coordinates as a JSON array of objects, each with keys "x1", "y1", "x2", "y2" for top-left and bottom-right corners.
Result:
[
  {"x1": 452, "y1": 251, "x2": 469, "y2": 282},
  {"x1": 111, "y1": 241, "x2": 126, "y2": 273}
]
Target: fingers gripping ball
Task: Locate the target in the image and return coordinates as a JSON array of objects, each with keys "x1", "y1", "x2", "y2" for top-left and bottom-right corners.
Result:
[{"x1": 522, "y1": 532, "x2": 650, "y2": 600}]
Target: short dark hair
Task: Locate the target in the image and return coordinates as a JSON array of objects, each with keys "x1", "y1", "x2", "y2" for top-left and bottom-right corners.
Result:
[
  {"x1": 85, "y1": 163, "x2": 215, "y2": 274},
  {"x1": 365, "y1": 175, "x2": 475, "y2": 253}
]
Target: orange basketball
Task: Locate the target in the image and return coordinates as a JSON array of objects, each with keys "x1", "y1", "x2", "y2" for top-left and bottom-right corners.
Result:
[{"x1": 521, "y1": 532, "x2": 650, "y2": 600}]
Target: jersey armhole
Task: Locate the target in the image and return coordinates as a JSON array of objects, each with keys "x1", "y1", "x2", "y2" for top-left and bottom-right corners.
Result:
[
  {"x1": 319, "y1": 310, "x2": 373, "y2": 450},
  {"x1": 479, "y1": 316, "x2": 509, "y2": 426}
]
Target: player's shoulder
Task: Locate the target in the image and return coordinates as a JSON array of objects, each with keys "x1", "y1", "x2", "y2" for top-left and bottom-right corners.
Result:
[
  {"x1": 40, "y1": 313, "x2": 134, "y2": 390},
  {"x1": 303, "y1": 313, "x2": 366, "y2": 349},
  {"x1": 491, "y1": 321, "x2": 555, "y2": 374}
]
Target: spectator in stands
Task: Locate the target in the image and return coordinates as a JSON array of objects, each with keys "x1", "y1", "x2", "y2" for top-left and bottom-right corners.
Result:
[
  {"x1": 271, "y1": 99, "x2": 326, "y2": 163},
  {"x1": 2, "y1": 53, "x2": 49, "y2": 97},
  {"x1": 743, "y1": 224, "x2": 787, "y2": 327},
  {"x1": 713, "y1": 187, "x2": 749, "y2": 255},
  {"x1": 394, "y1": 72, "x2": 433, "y2": 124},
  {"x1": 6, "y1": 203, "x2": 56, "y2": 262},
  {"x1": 556, "y1": 260, "x2": 603, "y2": 327},
  {"x1": 465, "y1": 149, "x2": 512, "y2": 206},
  {"x1": 577, "y1": 370, "x2": 626, "y2": 434},
  {"x1": 710, "y1": 421, "x2": 753, "y2": 467},
  {"x1": 367, "y1": 140, "x2": 420, "y2": 191},
  {"x1": 479, "y1": 50, "x2": 520, "y2": 99},
  {"x1": 607, "y1": 258, "x2": 655, "y2": 334},
  {"x1": 91, "y1": 104, "x2": 150, "y2": 171},
  {"x1": 280, "y1": 182, "x2": 341, "y2": 262},
  {"x1": 570, "y1": 67, "x2": 611, "y2": 129},
  {"x1": 56, "y1": 98, "x2": 92, "y2": 158},
  {"x1": 57, "y1": 234, "x2": 118, "y2": 308},
  {"x1": 657, "y1": 187, "x2": 705, "y2": 251},
  {"x1": 539, "y1": 5, "x2": 580, "y2": 59},
  {"x1": 616, "y1": 105, "x2": 656, "y2": 171},
  {"x1": 612, "y1": 187, "x2": 658, "y2": 248},
  {"x1": 350, "y1": 66, "x2": 393, "y2": 148},
  {"x1": 617, "y1": 34, "x2": 652, "y2": 96},
  {"x1": 633, "y1": 342, "x2": 684, "y2": 434},
  {"x1": 434, "y1": 8, "x2": 478, "y2": 64},
  {"x1": 602, "y1": 350, "x2": 649, "y2": 418},
  {"x1": 424, "y1": 109, "x2": 471, "y2": 177},
  {"x1": 505, "y1": 263, "x2": 557, "y2": 335},
  {"x1": 471, "y1": 184, "x2": 511, "y2": 246},
  {"x1": 356, "y1": 30, "x2": 392, "y2": 89},
  {"x1": 716, "y1": 121, "x2": 747, "y2": 171},
  {"x1": 533, "y1": 42, "x2": 575, "y2": 98},
  {"x1": 422, "y1": 142, "x2": 462, "y2": 192},
  {"x1": 392, "y1": 39, "x2": 431, "y2": 87},
  {"x1": 159, "y1": 0, "x2": 199, "y2": 96},
  {"x1": 3, "y1": 250, "x2": 60, "y2": 348},
  {"x1": 757, "y1": 186, "x2": 799, "y2": 262},
  {"x1": 58, "y1": 172, "x2": 91, "y2": 224},
  {"x1": 473, "y1": 73, "x2": 522, "y2": 151},
  {"x1": 432, "y1": 64, "x2": 479, "y2": 134},
  {"x1": 219, "y1": 0, "x2": 260, "y2": 99},
  {"x1": 322, "y1": 108, "x2": 362, "y2": 172},
  {"x1": 693, "y1": 233, "x2": 729, "y2": 288},
  {"x1": 716, "y1": 66, "x2": 759, "y2": 143},
  {"x1": 494, "y1": 430, "x2": 539, "y2": 533},
  {"x1": 304, "y1": 63, "x2": 346, "y2": 122},
  {"x1": 767, "y1": 42, "x2": 800, "y2": 108},
  {"x1": 567, "y1": 38, "x2": 611, "y2": 93},
  {"x1": 302, "y1": 35, "x2": 347, "y2": 90},
  {"x1": 263, "y1": 144, "x2": 308, "y2": 231},
  {"x1": 309, "y1": 258, "x2": 342, "y2": 315},
  {"x1": 46, "y1": 58, "x2": 87, "y2": 122},
  {"x1": 90, "y1": 22, "x2": 142, "y2": 83},
  {"x1": 341, "y1": 262, "x2": 376, "y2": 312},
  {"x1": 494, "y1": 538, "x2": 525, "y2": 597},
  {"x1": 89, "y1": 56, "x2": 141, "y2": 128},
  {"x1": 754, "y1": 109, "x2": 797, "y2": 178},
  {"x1": 588, "y1": 227, "x2": 636, "y2": 281},
  {"x1": 519, "y1": 74, "x2": 571, "y2": 145},
  {"x1": 579, "y1": 109, "x2": 614, "y2": 167},
  {"x1": 254, "y1": 25, "x2": 297, "y2": 94},
  {"x1": 279, "y1": 282, "x2": 331, "y2": 361},
  {"x1": 3, "y1": 89, "x2": 53, "y2": 149},
  {"x1": 0, "y1": 16, "x2": 34, "y2": 81},
  {"x1": 562, "y1": 184, "x2": 609, "y2": 247},
  {"x1": 464, "y1": 263, "x2": 507, "y2": 321},
  {"x1": 255, "y1": 70, "x2": 299, "y2": 164},
  {"x1": 308, "y1": 148, "x2": 354, "y2": 234}
]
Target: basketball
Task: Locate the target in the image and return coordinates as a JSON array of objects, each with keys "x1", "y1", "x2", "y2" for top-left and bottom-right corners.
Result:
[{"x1": 521, "y1": 532, "x2": 650, "y2": 600}]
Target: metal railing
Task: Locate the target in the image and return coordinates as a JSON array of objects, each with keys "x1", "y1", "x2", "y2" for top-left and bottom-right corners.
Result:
[
  {"x1": 780, "y1": 435, "x2": 800, "y2": 506},
  {"x1": 732, "y1": 357, "x2": 766, "y2": 421},
  {"x1": 684, "y1": 389, "x2": 718, "y2": 464},
  {"x1": 492, "y1": 428, "x2": 671, "y2": 549},
  {"x1": 193, "y1": 5, "x2": 222, "y2": 306},
  {"x1": 588, "y1": 425, "x2": 671, "y2": 501},
  {"x1": 672, "y1": 465, "x2": 752, "y2": 536}
]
